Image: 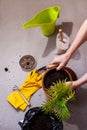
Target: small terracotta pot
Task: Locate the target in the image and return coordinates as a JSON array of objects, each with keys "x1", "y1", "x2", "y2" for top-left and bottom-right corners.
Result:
[{"x1": 42, "y1": 67, "x2": 77, "y2": 99}]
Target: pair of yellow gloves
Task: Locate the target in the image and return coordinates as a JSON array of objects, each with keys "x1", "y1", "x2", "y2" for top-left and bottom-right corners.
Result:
[{"x1": 7, "y1": 68, "x2": 43, "y2": 111}]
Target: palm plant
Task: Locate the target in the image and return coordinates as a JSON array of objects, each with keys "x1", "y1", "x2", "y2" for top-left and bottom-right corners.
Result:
[{"x1": 42, "y1": 80, "x2": 75, "y2": 120}]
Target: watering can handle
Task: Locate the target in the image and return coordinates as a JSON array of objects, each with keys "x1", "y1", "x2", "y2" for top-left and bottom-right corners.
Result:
[{"x1": 57, "y1": 7, "x2": 61, "y2": 18}]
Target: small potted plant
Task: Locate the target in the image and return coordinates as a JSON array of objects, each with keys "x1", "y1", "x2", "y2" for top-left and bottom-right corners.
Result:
[
  {"x1": 42, "y1": 80, "x2": 76, "y2": 120},
  {"x1": 41, "y1": 66, "x2": 77, "y2": 120},
  {"x1": 42, "y1": 66, "x2": 77, "y2": 99}
]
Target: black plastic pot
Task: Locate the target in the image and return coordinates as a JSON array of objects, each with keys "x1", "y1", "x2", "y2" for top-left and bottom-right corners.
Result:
[{"x1": 19, "y1": 107, "x2": 63, "y2": 130}]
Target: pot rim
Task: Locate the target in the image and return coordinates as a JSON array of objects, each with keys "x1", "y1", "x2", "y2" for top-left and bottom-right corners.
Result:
[{"x1": 42, "y1": 66, "x2": 77, "y2": 99}]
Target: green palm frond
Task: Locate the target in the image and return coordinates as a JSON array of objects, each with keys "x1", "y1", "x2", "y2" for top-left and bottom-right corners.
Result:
[
  {"x1": 42, "y1": 80, "x2": 75, "y2": 120},
  {"x1": 42, "y1": 98, "x2": 55, "y2": 114},
  {"x1": 55, "y1": 98, "x2": 70, "y2": 120}
]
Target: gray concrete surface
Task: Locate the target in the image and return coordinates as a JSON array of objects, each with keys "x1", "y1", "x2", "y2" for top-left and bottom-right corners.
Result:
[{"x1": 0, "y1": 0, "x2": 87, "y2": 130}]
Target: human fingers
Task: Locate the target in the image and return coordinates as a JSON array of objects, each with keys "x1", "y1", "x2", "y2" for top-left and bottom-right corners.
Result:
[
  {"x1": 56, "y1": 61, "x2": 66, "y2": 70},
  {"x1": 56, "y1": 64, "x2": 63, "y2": 70},
  {"x1": 66, "y1": 81, "x2": 78, "y2": 90},
  {"x1": 66, "y1": 81, "x2": 73, "y2": 90}
]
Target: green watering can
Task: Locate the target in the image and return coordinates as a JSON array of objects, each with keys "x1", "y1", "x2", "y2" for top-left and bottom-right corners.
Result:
[{"x1": 22, "y1": 6, "x2": 60, "y2": 36}]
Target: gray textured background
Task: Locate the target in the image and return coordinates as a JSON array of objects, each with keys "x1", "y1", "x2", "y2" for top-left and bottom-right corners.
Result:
[{"x1": 0, "y1": 0, "x2": 87, "y2": 130}]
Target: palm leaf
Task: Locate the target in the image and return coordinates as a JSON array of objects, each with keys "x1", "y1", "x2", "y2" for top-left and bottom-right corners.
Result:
[{"x1": 42, "y1": 80, "x2": 75, "y2": 120}]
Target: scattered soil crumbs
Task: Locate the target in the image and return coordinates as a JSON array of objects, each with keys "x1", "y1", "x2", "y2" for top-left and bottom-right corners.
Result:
[{"x1": 4, "y1": 67, "x2": 9, "y2": 72}]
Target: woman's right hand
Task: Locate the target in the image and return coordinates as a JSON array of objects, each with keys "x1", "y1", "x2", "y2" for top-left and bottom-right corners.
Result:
[{"x1": 67, "y1": 73, "x2": 87, "y2": 90}]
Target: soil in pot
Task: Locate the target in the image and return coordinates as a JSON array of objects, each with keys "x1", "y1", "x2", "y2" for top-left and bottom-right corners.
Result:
[
  {"x1": 20, "y1": 107, "x2": 63, "y2": 130},
  {"x1": 43, "y1": 68, "x2": 71, "y2": 89},
  {"x1": 42, "y1": 67, "x2": 77, "y2": 99}
]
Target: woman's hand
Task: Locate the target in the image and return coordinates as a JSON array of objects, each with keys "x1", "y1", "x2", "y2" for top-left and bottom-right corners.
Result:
[
  {"x1": 48, "y1": 53, "x2": 70, "y2": 70},
  {"x1": 67, "y1": 73, "x2": 87, "y2": 90}
]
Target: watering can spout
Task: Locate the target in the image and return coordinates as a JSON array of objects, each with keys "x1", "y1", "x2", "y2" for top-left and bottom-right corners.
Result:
[{"x1": 22, "y1": 6, "x2": 60, "y2": 36}]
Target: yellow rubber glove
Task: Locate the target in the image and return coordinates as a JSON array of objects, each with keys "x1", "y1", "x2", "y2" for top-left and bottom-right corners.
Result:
[{"x1": 7, "y1": 68, "x2": 43, "y2": 111}]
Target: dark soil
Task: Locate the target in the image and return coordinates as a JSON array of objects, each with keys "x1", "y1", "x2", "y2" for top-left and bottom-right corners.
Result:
[
  {"x1": 4, "y1": 67, "x2": 9, "y2": 72},
  {"x1": 30, "y1": 112, "x2": 53, "y2": 130},
  {"x1": 23, "y1": 112, "x2": 63, "y2": 130},
  {"x1": 44, "y1": 68, "x2": 70, "y2": 88},
  {"x1": 21, "y1": 107, "x2": 63, "y2": 130}
]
